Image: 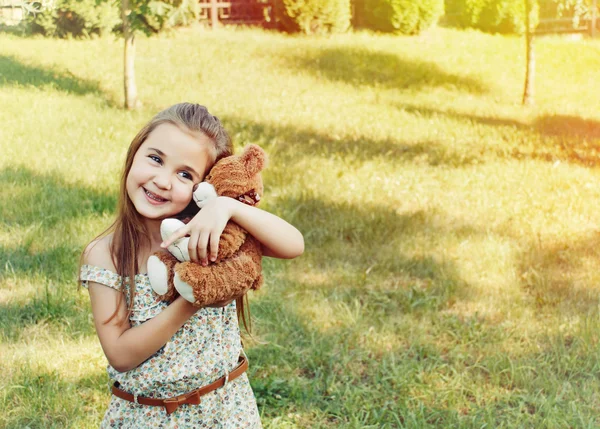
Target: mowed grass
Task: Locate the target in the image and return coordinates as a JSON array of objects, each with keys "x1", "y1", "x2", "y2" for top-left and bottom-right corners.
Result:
[{"x1": 2, "y1": 26, "x2": 600, "y2": 428}]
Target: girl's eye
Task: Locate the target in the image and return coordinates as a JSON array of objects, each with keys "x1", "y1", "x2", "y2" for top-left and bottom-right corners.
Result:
[
  {"x1": 179, "y1": 171, "x2": 192, "y2": 180},
  {"x1": 149, "y1": 155, "x2": 162, "y2": 164}
]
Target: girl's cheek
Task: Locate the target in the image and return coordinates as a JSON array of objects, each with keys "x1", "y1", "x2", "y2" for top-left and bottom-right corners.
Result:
[{"x1": 175, "y1": 185, "x2": 194, "y2": 205}]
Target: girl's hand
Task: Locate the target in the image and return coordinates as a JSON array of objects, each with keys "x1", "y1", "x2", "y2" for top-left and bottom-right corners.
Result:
[{"x1": 161, "y1": 197, "x2": 234, "y2": 265}]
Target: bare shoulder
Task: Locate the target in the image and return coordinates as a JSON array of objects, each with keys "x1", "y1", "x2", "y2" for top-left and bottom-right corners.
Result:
[{"x1": 83, "y1": 233, "x2": 116, "y2": 272}]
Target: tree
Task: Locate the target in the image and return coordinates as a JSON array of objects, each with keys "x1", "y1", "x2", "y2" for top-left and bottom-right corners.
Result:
[
  {"x1": 523, "y1": 0, "x2": 536, "y2": 105},
  {"x1": 122, "y1": 0, "x2": 138, "y2": 109},
  {"x1": 120, "y1": 0, "x2": 201, "y2": 109}
]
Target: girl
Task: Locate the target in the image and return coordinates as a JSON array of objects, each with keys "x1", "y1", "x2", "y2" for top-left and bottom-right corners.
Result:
[{"x1": 80, "y1": 103, "x2": 304, "y2": 428}]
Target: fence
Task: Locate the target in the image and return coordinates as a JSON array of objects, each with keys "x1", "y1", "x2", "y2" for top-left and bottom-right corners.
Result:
[
  {"x1": 198, "y1": 0, "x2": 272, "y2": 28},
  {"x1": 535, "y1": 17, "x2": 599, "y2": 36}
]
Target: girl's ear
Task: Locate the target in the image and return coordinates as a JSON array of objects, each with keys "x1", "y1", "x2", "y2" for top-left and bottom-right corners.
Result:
[{"x1": 240, "y1": 144, "x2": 267, "y2": 175}]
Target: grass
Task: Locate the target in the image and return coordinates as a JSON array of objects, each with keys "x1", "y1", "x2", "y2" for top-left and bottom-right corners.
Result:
[{"x1": 1, "y1": 25, "x2": 600, "y2": 427}]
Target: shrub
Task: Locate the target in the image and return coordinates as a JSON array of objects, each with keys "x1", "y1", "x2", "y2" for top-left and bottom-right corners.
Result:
[
  {"x1": 354, "y1": 0, "x2": 444, "y2": 34},
  {"x1": 444, "y1": 0, "x2": 526, "y2": 34},
  {"x1": 273, "y1": 0, "x2": 351, "y2": 34},
  {"x1": 29, "y1": 0, "x2": 120, "y2": 38}
]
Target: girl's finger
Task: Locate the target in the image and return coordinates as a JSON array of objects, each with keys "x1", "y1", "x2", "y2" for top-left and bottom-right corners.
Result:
[
  {"x1": 209, "y1": 229, "x2": 221, "y2": 262},
  {"x1": 198, "y1": 231, "x2": 211, "y2": 264},
  {"x1": 161, "y1": 225, "x2": 190, "y2": 248},
  {"x1": 188, "y1": 230, "x2": 200, "y2": 263}
]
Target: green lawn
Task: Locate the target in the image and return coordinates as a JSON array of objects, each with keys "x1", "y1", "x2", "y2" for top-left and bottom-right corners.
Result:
[{"x1": 2, "y1": 26, "x2": 600, "y2": 428}]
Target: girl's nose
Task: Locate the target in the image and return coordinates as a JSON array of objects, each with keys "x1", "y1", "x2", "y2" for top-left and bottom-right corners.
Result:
[{"x1": 153, "y1": 173, "x2": 171, "y2": 190}]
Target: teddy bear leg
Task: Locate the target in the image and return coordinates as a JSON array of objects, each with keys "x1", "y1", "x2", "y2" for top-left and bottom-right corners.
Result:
[
  {"x1": 173, "y1": 270, "x2": 196, "y2": 304},
  {"x1": 148, "y1": 252, "x2": 180, "y2": 302}
]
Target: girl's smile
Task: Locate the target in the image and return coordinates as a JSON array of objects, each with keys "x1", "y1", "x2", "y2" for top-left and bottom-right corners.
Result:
[
  {"x1": 126, "y1": 123, "x2": 215, "y2": 224},
  {"x1": 143, "y1": 187, "x2": 168, "y2": 204}
]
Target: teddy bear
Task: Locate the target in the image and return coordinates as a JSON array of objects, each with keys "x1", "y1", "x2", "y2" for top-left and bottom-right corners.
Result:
[{"x1": 147, "y1": 144, "x2": 266, "y2": 307}]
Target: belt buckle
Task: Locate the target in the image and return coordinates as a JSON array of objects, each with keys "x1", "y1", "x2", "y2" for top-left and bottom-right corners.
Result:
[{"x1": 222, "y1": 371, "x2": 230, "y2": 389}]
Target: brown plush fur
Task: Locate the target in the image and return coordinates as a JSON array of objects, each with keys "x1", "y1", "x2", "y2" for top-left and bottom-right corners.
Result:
[
  {"x1": 152, "y1": 144, "x2": 266, "y2": 307},
  {"x1": 175, "y1": 236, "x2": 263, "y2": 305}
]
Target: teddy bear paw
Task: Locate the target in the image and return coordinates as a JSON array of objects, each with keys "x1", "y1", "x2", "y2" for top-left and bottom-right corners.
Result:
[
  {"x1": 160, "y1": 219, "x2": 191, "y2": 262},
  {"x1": 147, "y1": 255, "x2": 169, "y2": 295},
  {"x1": 173, "y1": 272, "x2": 196, "y2": 303}
]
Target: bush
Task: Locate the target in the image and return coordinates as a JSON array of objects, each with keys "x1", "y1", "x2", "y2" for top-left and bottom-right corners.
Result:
[
  {"x1": 29, "y1": 0, "x2": 120, "y2": 38},
  {"x1": 354, "y1": 0, "x2": 444, "y2": 34},
  {"x1": 273, "y1": 0, "x2": 351, "y2": 34},
  {"x1": 444, "y1": 0, "x2": 526, "y2": 34}
]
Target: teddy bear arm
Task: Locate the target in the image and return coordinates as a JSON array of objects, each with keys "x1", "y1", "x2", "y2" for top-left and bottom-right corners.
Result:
[
  {"x1": 175, "y1": 250, "x2": 262, "y2": 307},
  {"x1": 215, "y1": 221, "x2": 248, "y2": 261}
]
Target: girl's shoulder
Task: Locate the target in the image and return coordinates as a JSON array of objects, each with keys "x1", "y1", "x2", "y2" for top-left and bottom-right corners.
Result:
[
  {"x1": 81, "y1": 233, "x2": 121, "y2": 291},
  {"x1": 83, "y1": 233, "x2": 116, "y2": 272}
]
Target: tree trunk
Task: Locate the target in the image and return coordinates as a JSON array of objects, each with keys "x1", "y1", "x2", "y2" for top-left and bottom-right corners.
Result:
[
  {"x1": 592, "y1": 0, "x2": 597, "y2": 38},
  {"x1": 122, "y1": 0, "x2": 138, "y2": 110},
  {"x1": 522, "y1": 0, "x2": 535, "y2": 106}
]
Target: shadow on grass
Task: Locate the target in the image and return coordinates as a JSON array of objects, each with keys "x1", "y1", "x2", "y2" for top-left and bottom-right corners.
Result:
[
  {"x1": 282, "y1": 46, "x2": 489, "y2": 94},
  {"x1": 0, "y1": 54, "x2": 107, "y2": 98},
  {"x1": 250, "y1": 231, "x2": 600, "y2": 426},
  {"x1": 0, "y1": 275, "x2": 95, "y2": 342},
  {"x1": 249, "y1": 295, "x2": 410, "y2": 426},
  {"x1": 0, "y1": 165, "x2": 116, "y2": 280},
  {"x1": 0, "y1": 243, "x2": 84, "y2": 283},
  {"x1": 398, "y1": 104, "x2": 600, "y2": 168},
  {"x1": 224, "y1": 116, "x2": 478, "y2": 167},
  {"x1": 0, "y1": 165, "x2": 116, "y2": 227},
  {"x1": 271, "y1": 194, "x2": 473, "y2": 311},
  {"x1": 518, "y1": 233, "x2": 600, "y2": 315},
  {"x1": 0, "y1": 166, "x2": 115, "y2": 338},
  {"x1": 250, "y1": 228, "x2": 502, "y2": 427},
  {"x1": 3, "y1": 364, "x2": 107, "y2": 428}
]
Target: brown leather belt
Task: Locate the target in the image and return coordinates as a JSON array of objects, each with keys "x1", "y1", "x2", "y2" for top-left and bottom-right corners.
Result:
[{"x1": 111, "y1": 355, "x2": 248, "y2": 415}]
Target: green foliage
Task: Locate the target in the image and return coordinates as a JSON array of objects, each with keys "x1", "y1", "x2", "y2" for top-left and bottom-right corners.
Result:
[
  {"x1": 128, "y1": 0, "x2": 202, "y2": 36},
  {"x1": 28, "y1": 0, "x2": 121, "y2": 38},
  {"x1": 445, "y1": 0, "x2": 527, "y2": 34},
  {"x1": 273, "y1": 0, "x2": 351, "y2": 34},
  {"x1": 26, "y1": 0, "x2": 203, "y2": 38},
  {"x1": 538, "y1": 0, "x2": 592, "y2": 21},
  {"x1": 354, "y1": 0, "x2": 444, "y2": 34}
]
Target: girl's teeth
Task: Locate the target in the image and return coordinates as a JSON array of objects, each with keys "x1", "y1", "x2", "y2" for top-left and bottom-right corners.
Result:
[{"x1": 146, "y1": 190, "x2": 166, "y2": 201}]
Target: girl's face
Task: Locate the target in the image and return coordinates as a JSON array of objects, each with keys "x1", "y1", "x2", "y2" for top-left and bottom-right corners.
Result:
[{"x1": 126, "y1": 123, "x2": 215, "y2": 222}]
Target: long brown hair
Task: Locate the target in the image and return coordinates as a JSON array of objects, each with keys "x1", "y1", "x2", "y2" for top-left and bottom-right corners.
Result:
[{"x1": 82, "y1": 103, "x2": 251, "y2": 331}]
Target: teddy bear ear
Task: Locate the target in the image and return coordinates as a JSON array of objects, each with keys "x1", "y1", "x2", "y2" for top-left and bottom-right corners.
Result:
[{"x1": 240, "y1": 144, "x2": 267, "y2": 175}]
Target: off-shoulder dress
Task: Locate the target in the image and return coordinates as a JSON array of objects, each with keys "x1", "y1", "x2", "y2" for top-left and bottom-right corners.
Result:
[{"x1": 80, "y1": 264, "x2": 262, "y2": 429}]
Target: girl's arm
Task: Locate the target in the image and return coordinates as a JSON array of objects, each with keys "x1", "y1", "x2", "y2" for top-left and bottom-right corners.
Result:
[
  {"x1": 162, "y1": 196, "x2": 304, "y2": 264},
  {"x1": 84, "y1": 240, "x2": 198, "y2": 373},
  {"x1": 88, "y1": 285, "x2": 197, "y2": 372}
]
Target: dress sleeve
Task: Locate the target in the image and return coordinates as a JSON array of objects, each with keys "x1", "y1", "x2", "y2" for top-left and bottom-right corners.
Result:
[{"x1": 80, "y1": 264, "x2": 122, "y2": 291}]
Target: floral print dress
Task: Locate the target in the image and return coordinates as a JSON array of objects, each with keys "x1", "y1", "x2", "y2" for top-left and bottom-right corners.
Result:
[{"x1": 80, "y1": 264, "x2": 262, "y2": 429}]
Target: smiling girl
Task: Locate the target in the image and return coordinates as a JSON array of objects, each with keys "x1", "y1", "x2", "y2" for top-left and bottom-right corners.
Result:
[{"x1": 80, "y1": 103, "x2": 303, "y2": 428}]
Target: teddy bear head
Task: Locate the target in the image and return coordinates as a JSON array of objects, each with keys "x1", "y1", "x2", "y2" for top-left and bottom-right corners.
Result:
[{"x1": 202, "y1": 144, "x2": 267, "y2": 206}]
